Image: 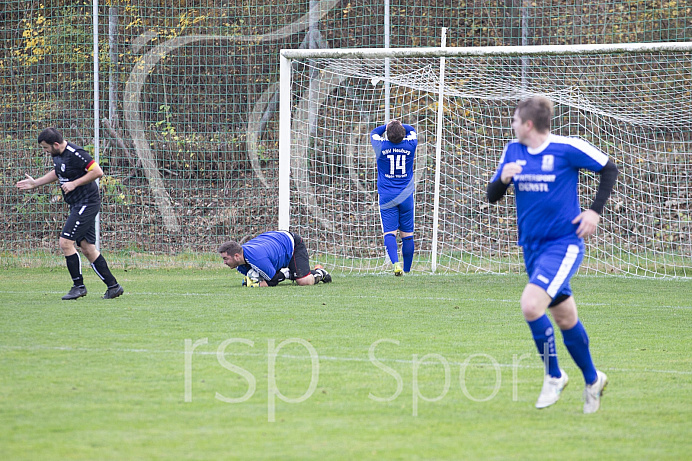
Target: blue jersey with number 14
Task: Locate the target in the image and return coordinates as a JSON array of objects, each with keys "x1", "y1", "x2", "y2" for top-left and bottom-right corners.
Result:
[
  {"x1": 490, "y1": 134, "x2": 609, "y2": 249},
  {"x1": 371, "y1": 124, "x2": 417, "y2": 203}
]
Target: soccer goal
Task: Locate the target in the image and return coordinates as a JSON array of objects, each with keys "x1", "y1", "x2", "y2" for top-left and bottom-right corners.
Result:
[{"x1": 278, "y1": 42, "x2": 692, "y2": 278}]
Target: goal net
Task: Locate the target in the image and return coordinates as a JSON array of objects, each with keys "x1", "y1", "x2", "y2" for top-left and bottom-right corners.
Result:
[{"x1": 279, "y1": 43, "x2": 692, "y2": 278}]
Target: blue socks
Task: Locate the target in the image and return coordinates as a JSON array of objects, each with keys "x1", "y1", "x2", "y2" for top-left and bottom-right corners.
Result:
[
  {"x1": 562, "y1": 321, "x2": 598, "y2": 385},
  {"x1": 402, "y1": 236, "x2": 414, "y2": 272},
  {"x1": 384, "y1": 233, "x2": 399, "y2": 264},
  {"x1": 527, "y1": 315, "x2": 561, "y2": 378},
  {"x1": 528, "y1": 316, "x2": 598, "y2": 384},
  {"x1": 384, "y1": 234, "x2": 415, "y2": 271}
]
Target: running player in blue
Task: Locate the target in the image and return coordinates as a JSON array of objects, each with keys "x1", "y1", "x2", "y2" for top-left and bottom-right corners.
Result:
[
  {"x1": 16, "y1": 128, "x2": 124, "y2": 300},
  {"x1": 370, "y1": 120, "x2": 418, "y2": 276},
  {"x1": 218, "y1": 231, "x2": 331, "y2": 287},
  {"x1": 487, "y1": 96, "x2": 618, "y2": 413}
]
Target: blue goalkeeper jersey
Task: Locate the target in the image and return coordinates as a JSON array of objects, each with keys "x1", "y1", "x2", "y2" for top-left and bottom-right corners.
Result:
[
  {"x1": 370, "y1": 124, "x2": 418, "y2": 203},
  {"x1": 237, "y1": 231, "x2": 294, "y2": 281},
  {"x1": 490, "y1": 134, "x2": 609, "y2": 249}
]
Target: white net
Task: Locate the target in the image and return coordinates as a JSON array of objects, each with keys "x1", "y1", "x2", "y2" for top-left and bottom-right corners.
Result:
[{"x1": 282, "y1": 48, "x2": 692, "y2": 277}]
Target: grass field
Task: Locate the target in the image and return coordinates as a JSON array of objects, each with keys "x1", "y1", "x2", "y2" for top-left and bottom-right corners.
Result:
[{"x1": 1, "y1": 267, "x2": 690, "y2": 460}]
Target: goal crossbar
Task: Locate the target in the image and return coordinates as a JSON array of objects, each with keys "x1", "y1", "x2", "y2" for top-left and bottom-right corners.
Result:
[{"x1": 281, "y1": 41, "x2": 692, "y2": 60}]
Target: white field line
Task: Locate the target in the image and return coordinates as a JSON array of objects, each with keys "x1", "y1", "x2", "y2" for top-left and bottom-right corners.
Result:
[
  {"x1": 1, "y1": 344, "x2": 690, "y2": 375},
  {"x1": 5, "y1": 288, "x2": 691, "y2": 309},
  {"x1": 0, "y1": 289, "x2": 659, "y2": 307}
]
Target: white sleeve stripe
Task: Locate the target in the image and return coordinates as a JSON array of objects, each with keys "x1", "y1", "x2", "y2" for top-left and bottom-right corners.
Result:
[
  {"x1": 552, "y1": 135, "x2": 608, "y2": 166},
  {"x1": 250, "y1": 264, "x2": 270, "y2": 281},
  {"x1": 498, "y1": 142, "x2": 512, "y2": 164},
  {"x1": 278, "y1": 230, "x2": 295, "y2": 255}
]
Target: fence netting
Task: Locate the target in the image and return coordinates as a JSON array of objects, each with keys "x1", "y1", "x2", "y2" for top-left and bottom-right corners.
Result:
[{"x1": 2, "y1": 1, "x2": 691, "y2": 274}]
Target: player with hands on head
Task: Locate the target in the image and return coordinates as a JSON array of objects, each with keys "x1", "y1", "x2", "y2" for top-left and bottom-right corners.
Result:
[
  {"x1": 218, "y1": 230, "x2": 331, "y2": 287},
  {"x1": 370, "y1": 119, "x2": 418, "y2": 276},
  {"x1": 16, "y1": 127, "x2": 124, "y2": 300},
  {"x1": 487, "y1": 96, "x2": 618, "y2": 413}
]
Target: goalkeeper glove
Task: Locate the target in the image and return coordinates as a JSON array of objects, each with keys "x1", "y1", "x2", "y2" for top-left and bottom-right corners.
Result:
[{"x1": 243, "y1": 275, "x2": 260, "y2": 287}]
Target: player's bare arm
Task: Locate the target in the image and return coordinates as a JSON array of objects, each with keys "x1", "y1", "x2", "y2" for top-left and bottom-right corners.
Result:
[
  {"x1": 16, "y1": 170, "x2": 58, "y2": 190},
  {"x1": 572, "y1": 209, "x2": 600, "y2": 238}
]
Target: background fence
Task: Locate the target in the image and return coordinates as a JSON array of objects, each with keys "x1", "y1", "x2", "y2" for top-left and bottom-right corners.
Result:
[{"x1": 2, "y1": 1, "x2": 691, "y2": 272}]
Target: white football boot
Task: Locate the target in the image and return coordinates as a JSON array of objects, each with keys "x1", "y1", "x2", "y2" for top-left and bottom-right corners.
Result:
[
  {"x1": 535, "y1": 369, "x2": 569, "y2": 409},
  {"x1": 583, "y1": 370, "x2": 608, "y2": 414}
]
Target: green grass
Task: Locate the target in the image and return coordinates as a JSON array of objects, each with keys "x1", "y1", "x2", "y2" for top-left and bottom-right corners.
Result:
[{"x1": 1, "y1": 268, "x2": 690, "y2": 460}]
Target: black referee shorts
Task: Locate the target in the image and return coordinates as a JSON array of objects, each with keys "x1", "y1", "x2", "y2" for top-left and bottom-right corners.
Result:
[{"x1": 61, "y1": 202, "x2": 100, "y2": 246}]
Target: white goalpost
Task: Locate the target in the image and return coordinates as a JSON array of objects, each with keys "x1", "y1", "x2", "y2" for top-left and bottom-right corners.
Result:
[{"x1": 279, "y1": 42, "x2": 692, "y2": 278}]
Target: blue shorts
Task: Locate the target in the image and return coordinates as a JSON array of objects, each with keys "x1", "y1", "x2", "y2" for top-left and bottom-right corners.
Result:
[
  {"x1": 379, "y1": 194, "x2": 414, "y2": 233},
  {"x1": 523, "y1": 239, "x2": 584, "y2": 301}
]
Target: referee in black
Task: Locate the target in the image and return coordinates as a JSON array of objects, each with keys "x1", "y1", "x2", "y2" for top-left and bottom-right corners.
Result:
[{"x1": 16, "y1": 128, "x2": 124, "y2": 300}]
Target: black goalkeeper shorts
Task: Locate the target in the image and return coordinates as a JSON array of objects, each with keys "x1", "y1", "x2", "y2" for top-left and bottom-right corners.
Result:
[{"x1": 288, "y1": 233, "x2": 312, "y2": 281}]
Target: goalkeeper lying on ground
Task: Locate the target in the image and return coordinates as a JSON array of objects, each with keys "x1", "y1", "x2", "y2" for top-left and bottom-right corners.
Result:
[{"x1": 218, "y1": 231, "x2": 331, "y2": 287}]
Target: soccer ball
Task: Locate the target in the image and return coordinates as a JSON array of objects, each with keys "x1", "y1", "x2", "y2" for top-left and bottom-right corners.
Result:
[
  {"x1": 246, "y1": 268, "x2": 261, "y2": 282},
  {"x1": 242, "y1": 268, "x2": 261, "y2": 287}
]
